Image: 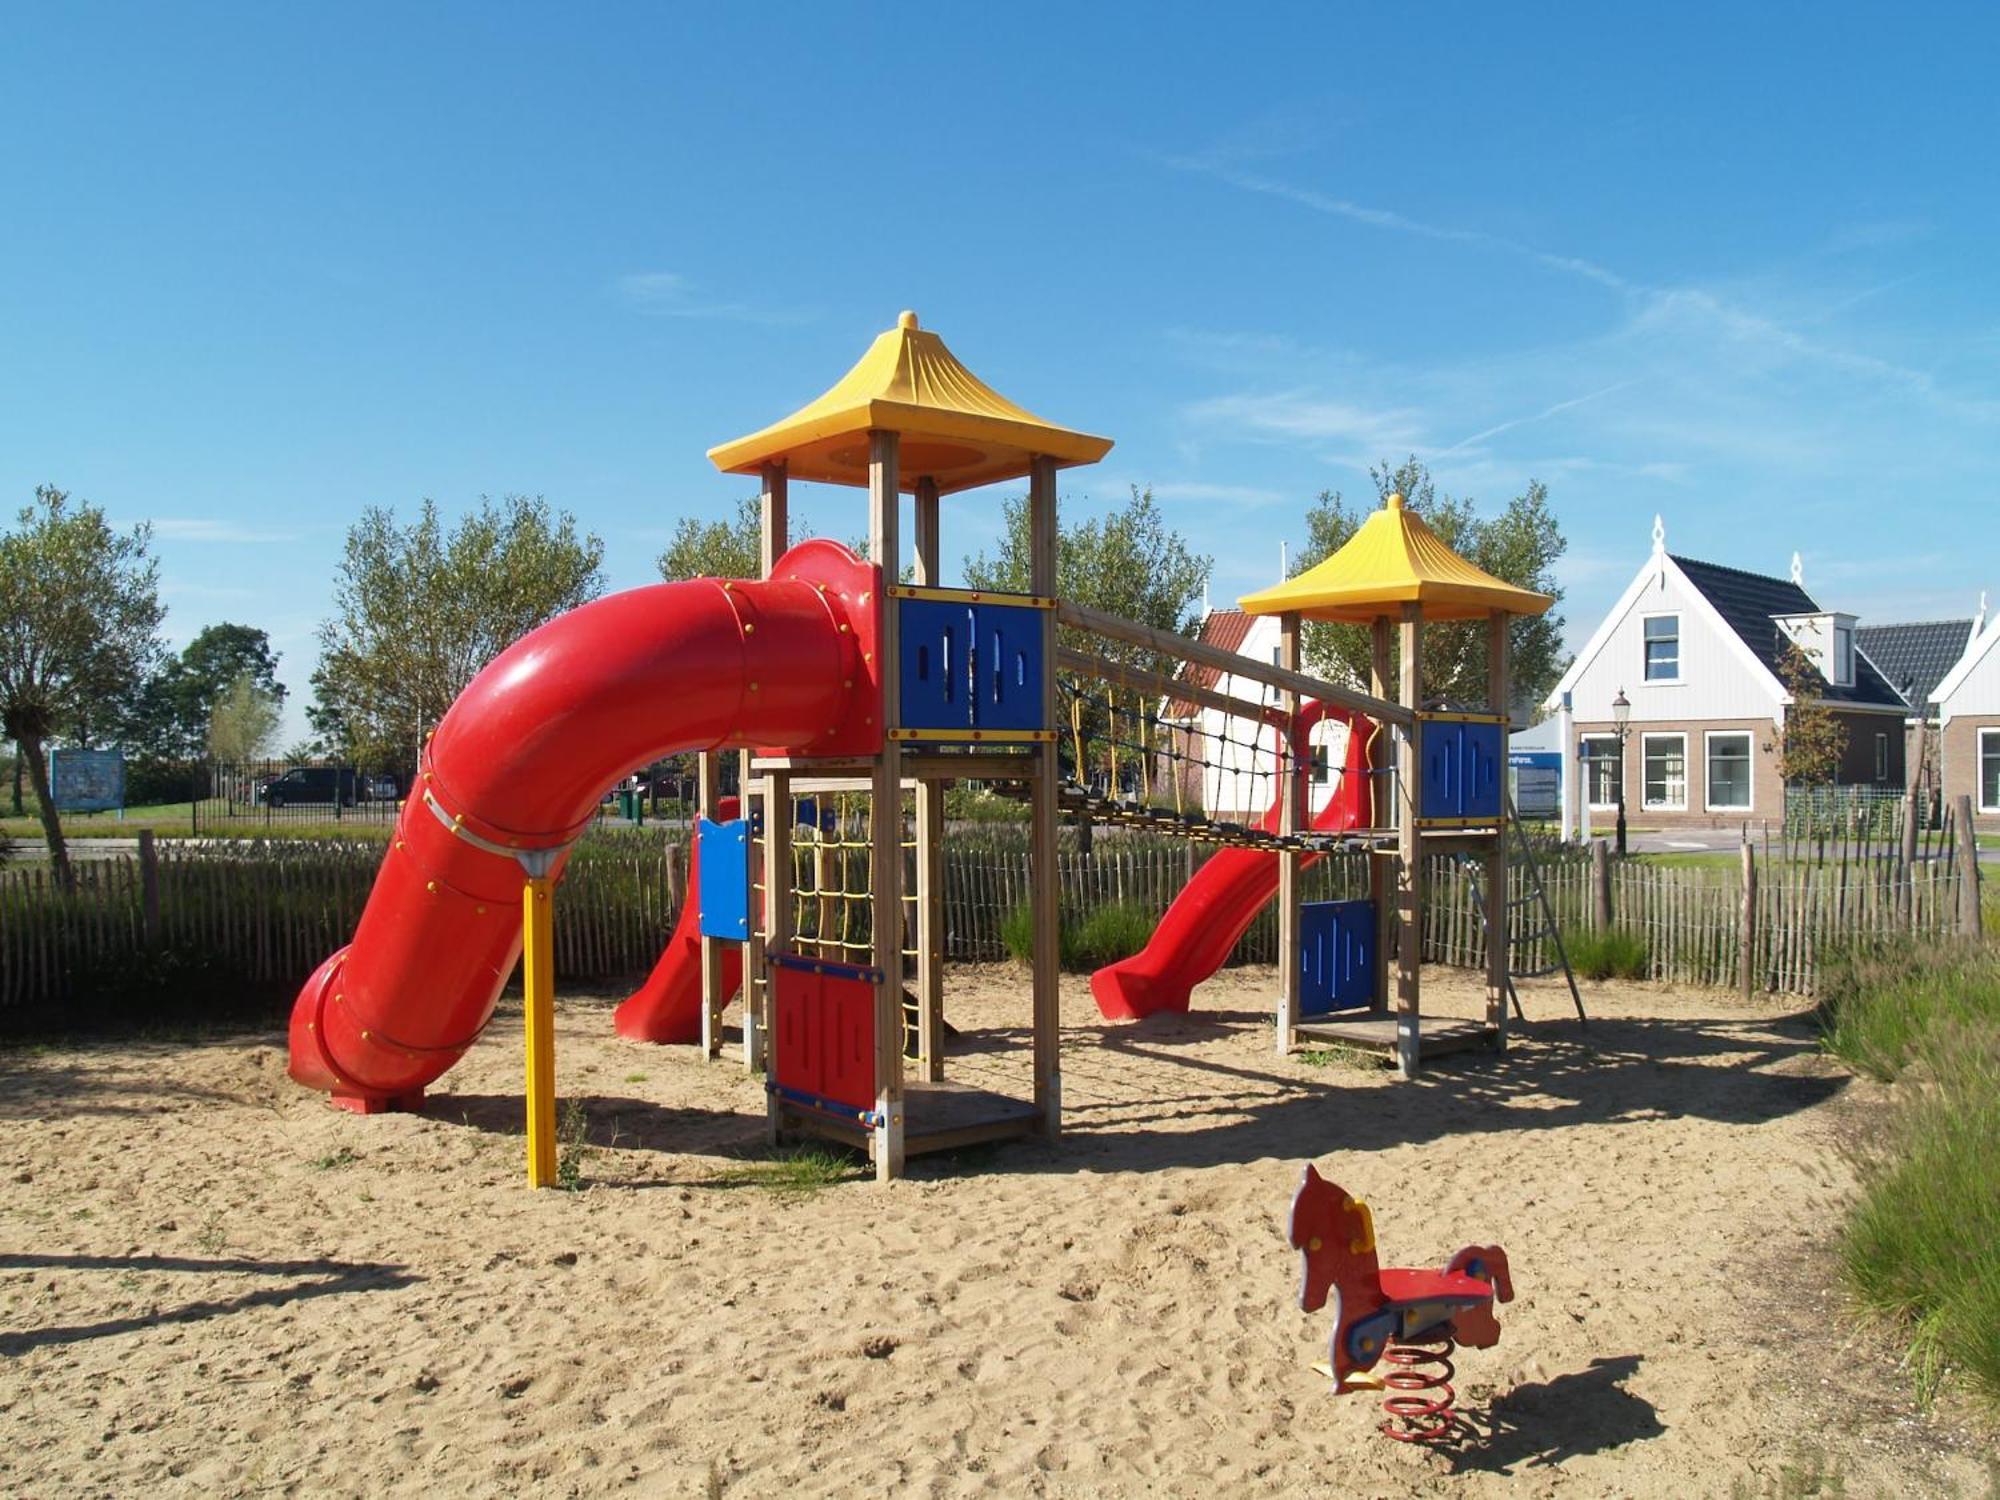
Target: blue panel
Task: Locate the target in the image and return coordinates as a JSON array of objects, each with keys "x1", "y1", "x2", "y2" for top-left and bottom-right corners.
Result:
[
  {"x1": 971, "y1": 601, "x2": 1046, "y2": 732},
  {"x1": 1461, "y1": 721, "x2": 1503, "y2": 818},
  {"x1": 1418, "y1": 721, "x2": 1463, "y2": 821},
  {"x1": 697, "y1": 816, "x2": 751, "y2": 941},
  {"x1": 1300, "y1": 899, "x2": 1375, "y2": 1016},
  {"x1": 897, "y1": 598, "x2": 975, "y2": 732}
]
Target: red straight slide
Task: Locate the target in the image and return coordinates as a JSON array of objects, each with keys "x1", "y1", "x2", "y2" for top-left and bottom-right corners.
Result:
[
  {"x1": 612, "y1": 795, "x2": 742, "y2": 1044},
  {"x1": 1090, "y1": 702, "x2": 1378, "y2": 1021},
  {"x1": 287, "y1": 541, "x2": 876, "y2": 1110}
]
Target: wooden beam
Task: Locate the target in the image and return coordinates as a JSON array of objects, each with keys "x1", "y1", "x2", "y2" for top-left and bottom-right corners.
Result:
[
  {"x1": 1369, "y1": 618, "x2": 1393, "y2": 1019},
  {"x1": 696, "y1": 749, "x2": 726, "y2": 1060},
  {"x1": 913, "y1": 477, "x2": 945, "y2": 1082},
  {"x1": 1484, "y1": 609, "x2": 1510, "y2": 1048},
  {"x1": 763, "y1": 767, "x2": 792, "y2": 1137},
  {"x1": 1055, "y1": 646, "x2": 1287, "y2": 728},
  {"x1": 1395, "y1": 603, "x2": 1423, "y2": 1080},
  {"x1": 1276, "y1": 612, "x2": 1303, "y2": 1055},
  {"x1": 1055, "y1": 600, "x2": 1412, "y2": 728},
  {"x1": 868, "y1": 430, "x2": 906, "y2": 1182},
  {"x1": 760, "y1": 461, "x2": 789, "y2": 577},
  {"x1": 1030, "y1": 455, "x2": 1062, "y2": 1140},
  {"x1": 745, "y1": 464, "x2": 781, "y2": 1076}
]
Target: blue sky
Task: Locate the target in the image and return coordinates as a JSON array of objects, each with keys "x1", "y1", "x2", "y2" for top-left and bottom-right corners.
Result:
[{"x1": 5, "y1": 4, "x2": 1998, "y2": 744}]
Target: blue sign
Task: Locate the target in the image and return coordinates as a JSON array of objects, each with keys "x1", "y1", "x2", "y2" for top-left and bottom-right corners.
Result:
[
  {"x1": 1508, "y1": 751, "x2": 1561, "y2": 818},
  {"x1": 50, "y1": 748, "x2": 125, "y2": 812}
]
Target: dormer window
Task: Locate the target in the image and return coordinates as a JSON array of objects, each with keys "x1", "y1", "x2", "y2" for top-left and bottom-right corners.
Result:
[
  {"x1": 1643, "y1": 614, "x2": 1680, "y2": 682},
  {"x1": 1832, "y1": 623, "x2": 1854, "y2": 687}
]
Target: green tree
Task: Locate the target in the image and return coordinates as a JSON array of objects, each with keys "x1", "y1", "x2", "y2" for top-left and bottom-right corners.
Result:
[
  {"x1": 0, "y1": 486, "x2": 164, "y2": 890},
  {"x1": 207, "y1": 670, "x2": 283, "y2": 762},
  {"x1": 1294, "y1": 459, "x2": 1568, "y2": 712},
  {"x1": 965, "y1": 485, "x2": 1211, "y2": 795},
  {"x1": 657, "y1": 495, "x2": 762, "y2": 582},
  {"x1": 1774, "y1": 640, "x2": 1847, "y2": 786},
  {"x1": 129, "y1": 622, "x2": 286, "y2": 760},
  {"x1": 311, "y1": 495, "x2": 605, "y2": 769}
]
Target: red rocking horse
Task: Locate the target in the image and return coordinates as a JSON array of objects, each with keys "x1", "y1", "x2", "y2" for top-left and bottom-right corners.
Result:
[{"x1": 1288, "y1": 1164, "x2": 1514, "y2": 1440}]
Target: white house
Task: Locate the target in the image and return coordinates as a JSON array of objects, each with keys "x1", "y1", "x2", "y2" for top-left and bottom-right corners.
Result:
[
  {"x1": 1544, "y1": 517, "x2": 1909, "y2": 832},
  {"x1": 1932, "y1": 611, "x2": 2000, "y2": 832}
]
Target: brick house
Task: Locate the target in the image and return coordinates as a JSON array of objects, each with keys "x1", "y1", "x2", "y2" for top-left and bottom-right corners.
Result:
[
  {"x1": 1855, "y1": 612, "x2": 1980, "y2": 804},
  {"x1": 1931, "y1": 611, "x2": 2000, "y2": 832},
  {"x1": 1543, "y1": 519, "x2": 1908, "y2": 830},
  {"x1": 1159, "y1": 607, "x2": 1352, "y2": 823}
]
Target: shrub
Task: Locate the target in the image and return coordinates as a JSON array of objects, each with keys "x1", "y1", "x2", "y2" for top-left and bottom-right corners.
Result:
[
  {"x1": 1815, "y1": 939, "x2": 2000, "y2": 1083},
  {"x1": 1002, "y1": 904, "x2": 1159, "y2": 971},
  {"x1": 1563, "y1": 926, "x2": 1649, "y2": 981}
]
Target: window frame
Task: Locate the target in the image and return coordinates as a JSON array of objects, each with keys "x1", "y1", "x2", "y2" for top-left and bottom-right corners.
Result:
[
  {"x1": 1980, "y1": 727, "x2": 2000, "y2": 815},
  {"x1": 1641, "y1": 730, "x2": 1689, "y2": 811},
  {"x1": 1833, "y1": 624, "x2": 1854, "y2": 687},
  {"x1": 1641, "y1": 612, "x2": 1682, "y2": 684},
  {"x1": 1874, "y1": 732, "x2": 1889, "y2": 783},
  {"x1": 1703, "y1": 729, "x2": 1754, "y2": 813},
  {"x1": 1580, "y1": 733, "x2": 1622, "y2": 810}
]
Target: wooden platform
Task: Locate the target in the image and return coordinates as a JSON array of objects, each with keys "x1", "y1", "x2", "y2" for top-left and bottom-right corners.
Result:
[
  {"x1": 776, "y1": 1078, "x2": 1042, "y2": 1159},
  {"x1": 1292, "y1": 1014, "x2": 1499, "y2": 1060}
]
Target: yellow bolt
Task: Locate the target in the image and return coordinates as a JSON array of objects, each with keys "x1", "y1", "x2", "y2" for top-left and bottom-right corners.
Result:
[
  {"x1": 744, "y1": 622, "x2": 756, "y2": 635},
  {"x1": 838, "y1": 623, "x2": 850, "y2": 634},
  {"x1": 475, "y1": 905, "x2": 486, "y2": 915},
  {"x1": 426, "y1": 881, "x2": 438, "y2": 894},
  {"x1": 1308, "y1": 1236, "x2": 1323, "y2": 1252},
  {"x1": 749, "y1": 681, "x2": 760, "y2": 692},
  {"x1": 360, "y1": 1029, "x2": 370, "y2": 1040}
]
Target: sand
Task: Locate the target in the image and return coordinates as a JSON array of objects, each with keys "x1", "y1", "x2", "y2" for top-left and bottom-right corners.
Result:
[{"x1": 0, "y1": 966, "x2": 1989, "y2": 1497}]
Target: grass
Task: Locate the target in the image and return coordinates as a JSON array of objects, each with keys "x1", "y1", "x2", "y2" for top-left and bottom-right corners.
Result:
[
  {"x1": 1296, "y1": 1043, "x2": 1383, "y2": 1071},
  {"x1": 1815, "y1": 938, "x2": 2000, "y2": 1415},
  {"x1": 705, "y1": 1144, "x2": 864, "y2": 1197},
  {"x1": 999, "y1": 901, "x2": 1157, "y2": 970},
  {"x1": 1563, "y1": 926, "x2": 1651, "y2": 981},
  {"x1": 555, "y1": 1097, "x2": 590, "y2": 1191}
]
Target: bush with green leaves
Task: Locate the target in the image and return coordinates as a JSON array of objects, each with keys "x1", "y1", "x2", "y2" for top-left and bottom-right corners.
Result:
[{"x1": 1563, "y1": 926, "x2": 1649, "y2": 981}]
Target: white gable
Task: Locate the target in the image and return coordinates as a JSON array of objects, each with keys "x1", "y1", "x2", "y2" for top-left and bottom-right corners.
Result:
[{"x1": 1935, "y1": 616, "x2": 2000, "y2": 724}]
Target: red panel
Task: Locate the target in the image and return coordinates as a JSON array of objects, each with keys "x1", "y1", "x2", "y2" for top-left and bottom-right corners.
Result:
[{"x1": 770, "y1": 961, "x2": 878, "y2": 1117}]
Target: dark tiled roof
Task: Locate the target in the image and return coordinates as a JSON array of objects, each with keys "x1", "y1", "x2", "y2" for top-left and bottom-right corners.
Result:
[
  {"x1": 1164, "y1": 609, "x2": 1255, "y2": 718},
  {"x1": 1855, "y1": 620, "x2": 1974, "y2": 711},
  {"x1": 1670, "y1": 555, "x2": 1907, "y2": 710}
]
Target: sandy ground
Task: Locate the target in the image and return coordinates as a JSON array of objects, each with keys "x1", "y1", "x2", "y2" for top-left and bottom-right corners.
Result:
[{"x1": 1, "y1": 966, "x2": 1992, "y2": 1498}]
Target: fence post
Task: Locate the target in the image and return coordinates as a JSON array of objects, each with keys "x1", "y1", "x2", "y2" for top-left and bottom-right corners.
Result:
[
  {"x1": 1955, "y1": 794, "x2": 1983, "y2": 938},
  {"x1": 138, "y1": 829, "x2": 161, "y2": 951},
  {"x1": 1738, "y1": 834, "x2": 1756, "y2": 1001},
  {"x1": 1898, "y1": 722, "x2": 1923, "y2": 929},
  {"x1": 1591, "y1": 839, "x2": 1612, "y2": 931}
]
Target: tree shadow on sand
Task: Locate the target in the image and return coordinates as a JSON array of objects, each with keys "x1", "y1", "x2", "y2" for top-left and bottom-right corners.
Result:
[{"x1": 0, "y1": 1251, "x2": 419, "y2": 1355}]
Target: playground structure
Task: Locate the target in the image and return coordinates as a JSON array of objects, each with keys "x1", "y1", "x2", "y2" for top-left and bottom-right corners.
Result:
[
  {"x1": 1288, "y1": 1164, "x2": 1514, "y2": 1442},
  {"x1": 284, "y1": 309, "x2": 1554, "y2": 1185}
]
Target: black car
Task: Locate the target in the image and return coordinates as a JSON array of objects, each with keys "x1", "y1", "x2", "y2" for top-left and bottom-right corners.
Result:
[{"x1": 256, "y1": 766, "x2": 360, "y2": 808}]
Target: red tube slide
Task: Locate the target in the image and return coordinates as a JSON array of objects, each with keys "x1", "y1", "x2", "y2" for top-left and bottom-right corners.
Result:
[
  {"x1": 612, "y1": 795, "x2": 742, "y2": 1044},
  {"x1": 287, "y1": 541, "x2": 877, "y2": 1109},
  {"x1": 1090, "y1": 703, "x2": 1378, "y2": 1021}
]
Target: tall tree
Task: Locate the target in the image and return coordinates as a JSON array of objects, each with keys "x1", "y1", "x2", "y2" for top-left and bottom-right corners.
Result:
[
  {"x1": 207, "y1": 670, "x2": 283, "y2": 762},
  {"x1": 657, "y1": 495, "x2": 762, "y2": 582},
  {"x1": 965, "y1": 484, "x2": 1212, "y2": 793},
  {"x1": 0, "y1": 486, "x2": 164, "y2": 890},
  {"x1": 129, "y1": 622, "x2": 285, "y2": 760},
  {"x1": 1294, "y1": 459, "x2": 1568, "y2": 712},
  {"x1": 1773, "y1": 641, "x2": 1847, "y2": 786},
  {"x1": 311, "y1": 495, "x2": 605, "y2": 769}
]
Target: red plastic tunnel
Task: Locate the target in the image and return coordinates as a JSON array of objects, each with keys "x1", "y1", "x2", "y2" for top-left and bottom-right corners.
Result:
[{"x1": 287, "y1": 540, "x2": 877, "y2": 1107}]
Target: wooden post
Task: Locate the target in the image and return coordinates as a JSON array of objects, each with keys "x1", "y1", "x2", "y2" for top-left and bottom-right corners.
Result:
[
  {"x1": 697, "y1": 749, "x2": 725, "y2": 1058},
  {"x1": 868, "y1": 430, "x2": 906, "y2": 1182},
  {"x1": 1739, "y1": 835, "x2": 1758, "y2": 1000},
  {"x1": 1955, "y1": 793, "x2": 1982, "y2": 938},
  {"x1": 913, "y1": 476, "x2": 947, "y2": 1082},
  {"x1": 1276, "y1": 612, "x2": 1303, "y2": 1054},
  {"x1": 740, "y1": 461, "x2": 789, "y2": 1075},
  {"x1": 1029, "y1": 455, "x2": 1062, "y2": 1138},
  {"x1": 522, "y1": 872, "x2": 557, "y2": 1189},
  {"x1": 1591, "y1": 838, "x2": 1613, "y2": 931},
  {"x1": 763, "y1": 767, "x2": 792, "y2": 1139},
  {"x1": 1484, "y1": 609, "x2": 1510, "y2": 1047},
  {"x1": 1898, "y1": 716, "x2": 1924, "y2": 930},
  {"x1": 137, "y1": 828, "x2": 161, "y2": 951},
  {"x1": 1369, "y1": 617, "x2": 1393, "y2": 1017},
  {"x1": 1395, "y1": 602, "x2": 1423, "y2": 1080}
]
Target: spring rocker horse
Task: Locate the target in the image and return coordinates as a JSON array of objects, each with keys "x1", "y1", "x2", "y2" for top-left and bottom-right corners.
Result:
[{"x1": 1288, "y1": 1164, "x2": 1514, "y2": 1442}]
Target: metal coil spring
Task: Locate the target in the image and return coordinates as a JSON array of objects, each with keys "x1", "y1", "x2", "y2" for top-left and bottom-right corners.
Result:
[{"x1": 1380, "y1": 1335, "x2": 1458, "y2": 1443}]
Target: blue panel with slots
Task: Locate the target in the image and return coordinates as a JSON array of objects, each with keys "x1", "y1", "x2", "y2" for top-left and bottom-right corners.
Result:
[
  {"x1": 1418, "y1": 721, "x2": 1463, "y2": 821},
  {"x1": 1300, "y1": 899, "x2": 1375, "y2": 1015},
  {"x1": 1417, "y1": 718, "x2": 1506, "y2": 821},
  {"x1": 1459, "y1": 720, "x2": 1503, "y2": 818},
  {"x1": 696, "y1": 816, "x2": 751, "y2": 941},
  {"x1": 970, "y1": 601, "x2": 1046, "y2": 731},
  {"x1": 897, "y1": 598, "x2": 975, "y2": 732}
]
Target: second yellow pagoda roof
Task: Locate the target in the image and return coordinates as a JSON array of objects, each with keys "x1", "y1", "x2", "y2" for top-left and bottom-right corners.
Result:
[
  {"x1": 708, "y1": 311, "x2": 1113, "y2": 495},
  {"x1": 1238, "y1": 493, "x2": 1554, "y2": 623}
]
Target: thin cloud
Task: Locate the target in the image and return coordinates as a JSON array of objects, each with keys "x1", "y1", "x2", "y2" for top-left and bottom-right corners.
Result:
[
  {"x1": 1147, "y1": 480, "x2": 1288, "y2": 508},
  {"x1": 141, "y1": 518, "x2": 299, "y2": 543},
  {"x1": 1437, "y1": 382, "x2": 1639, "y2": 456},
  {"x1": 615, "y1": 271, "x2": 814, "y2": 326}
]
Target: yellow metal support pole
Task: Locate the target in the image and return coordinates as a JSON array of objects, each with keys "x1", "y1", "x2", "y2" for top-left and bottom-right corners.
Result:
[{"x1": 522, "y1": 874, "x2": 558, "y2": 1188}]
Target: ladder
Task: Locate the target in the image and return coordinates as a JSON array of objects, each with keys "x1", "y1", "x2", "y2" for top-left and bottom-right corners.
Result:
[{"x1": 1462, "y1": 795, "x2": 1588, "y2": 1026}]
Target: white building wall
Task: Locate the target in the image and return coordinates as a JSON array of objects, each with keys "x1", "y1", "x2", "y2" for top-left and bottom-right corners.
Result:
[
  {"x1": 1187, "y1": 615, "x2": 1357, "y2": 819},
  {"x1": 1937, "y1": 623, "x2": 2000, "y2": 726}
]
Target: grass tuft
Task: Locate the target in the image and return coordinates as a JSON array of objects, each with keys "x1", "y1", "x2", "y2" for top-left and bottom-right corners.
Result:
[
  {"x1": 555, "y1": 1097, "x2": 590, "y2": 1191},
  {"x1": 705, "y1": 1145, "x2": 864, "y2": 1197},
  {"x1": 1564, "y1": 926, "x2": 1650, "y2": 981},
  {"x1": 1000, "y1": 902, "x2": 1156, "y2": 970}
]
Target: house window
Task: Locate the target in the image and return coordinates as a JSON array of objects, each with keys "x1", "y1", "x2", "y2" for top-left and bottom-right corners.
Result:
[
  {"x1": 1875, "y1": 732, "x2": 1888, "y2": 782},
  {"x1": 1981, "y1": 728, "x2": 2000, "y2": 813},
  {"x1": 1705, "y1": 731, "x2": 1752, "y2": 812},
  {"x1": 1642, "y1": 732, "x2": 1688, "y2": 810},
  {"x1": 1833, "y1": 626, "x2": 1854, "y2": 687},
  {"x1": 1643, "y1": 615, "x2": 1680, "y2": 682},
  {"x1": 1580, "y1": 734, "x2": 1621, "y2": 808}
]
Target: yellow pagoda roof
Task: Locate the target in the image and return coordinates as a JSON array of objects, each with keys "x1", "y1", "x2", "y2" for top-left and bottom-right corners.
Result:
[
  {"x1": 708, "y1": 311, "x2": 1113, "y2": 495},
  {"x1": 1238, "y1": 493, "x2": 1554, "y2": 623}
]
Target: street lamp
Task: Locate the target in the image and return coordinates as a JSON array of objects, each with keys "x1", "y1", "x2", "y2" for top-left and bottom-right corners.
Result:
[{"x1": 1611, "y1": 688, "x2": 1631, "y2": 857}]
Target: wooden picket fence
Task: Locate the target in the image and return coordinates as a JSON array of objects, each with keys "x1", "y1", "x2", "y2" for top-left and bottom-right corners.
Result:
[{"x1": 0, "y1": 833, "x2": 1979, "y2": 1013}]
